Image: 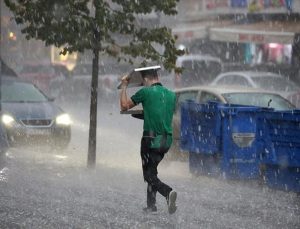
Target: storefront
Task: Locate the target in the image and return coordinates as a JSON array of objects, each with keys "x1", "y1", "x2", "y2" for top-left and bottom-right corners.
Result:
[
  {"x1": 172, "y1": 23, "x2": 207, "y2": 46},
  {"x1": 208, "y1": 20, "x2": 300, "y2": 65},
  {"x1": 172, "y1": 19, "x2": 233, "y2": 52}
]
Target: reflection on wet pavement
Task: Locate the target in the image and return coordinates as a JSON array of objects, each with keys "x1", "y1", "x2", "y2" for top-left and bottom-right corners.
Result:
[{"x1": 0, "y1": 167, "x2": 8, "y2": 182}]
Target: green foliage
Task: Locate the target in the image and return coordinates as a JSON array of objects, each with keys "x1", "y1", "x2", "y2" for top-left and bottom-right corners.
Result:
[{"x1": 4, "y1": 0, "x2": 181, "y2": 71}]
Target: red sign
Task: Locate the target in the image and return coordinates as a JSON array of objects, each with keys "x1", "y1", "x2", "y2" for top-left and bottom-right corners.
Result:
[
  {"x1": 239, "y1": 34, "x2": 265, "y2": 42},
  {"x1": 206, "y1": 0, "x2": 229, "y2": 9}
]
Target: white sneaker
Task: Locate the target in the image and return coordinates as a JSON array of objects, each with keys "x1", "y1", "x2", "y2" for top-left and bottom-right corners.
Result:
[{"x1": 167, "y1": 190, "x2": 177, "y2": 214}]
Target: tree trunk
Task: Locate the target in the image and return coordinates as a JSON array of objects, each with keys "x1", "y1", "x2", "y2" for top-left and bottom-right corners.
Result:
[{"x1": 87, "y1": 48, "x2": 99, "y2": 168}]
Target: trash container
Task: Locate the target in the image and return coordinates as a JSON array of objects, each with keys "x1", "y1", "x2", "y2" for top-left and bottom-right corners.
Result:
[
  {"x1": 181, "y1": 101, "x2": 221, "y2": 155},
  {"x1": 264, "y1": 165, "x2": 300, "y2": 193},
  {"x1": 260, "y1": 110, "x2": 300, "y2": 192},
  {"x1": 181, "y1": 101, "x2": 265, "y2": 179}
]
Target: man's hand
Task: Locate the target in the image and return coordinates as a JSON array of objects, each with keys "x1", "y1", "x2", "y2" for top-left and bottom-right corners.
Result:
[
  {"x1": 120, "y1": 74, "x2": 135, "y2": 111},
  {"x1": 121, "y1": 74, "x2": 129, "y2": 88}
]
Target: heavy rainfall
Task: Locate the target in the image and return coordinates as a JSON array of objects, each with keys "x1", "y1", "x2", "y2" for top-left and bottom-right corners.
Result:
[{"x1": 0, "y1": 1, "x2": 300, "y2": 228}]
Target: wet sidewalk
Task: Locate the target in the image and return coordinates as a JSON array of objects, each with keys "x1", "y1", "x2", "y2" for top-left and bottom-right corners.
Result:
[{"x1": 0, "y1": 147, "x2": 299, "y2": 229}]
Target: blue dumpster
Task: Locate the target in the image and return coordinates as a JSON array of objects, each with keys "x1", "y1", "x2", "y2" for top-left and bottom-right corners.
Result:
[
  {"x1": 260, "y1": 110, "x2": 300, "y2": 192},
  {"x1": 181, "y1": 101, "x2": 222, "y2": 177},
  {"x1": 260, "y1": 110, "x2": 300, "y2": 167},
  {"x1": 181, "y1": 101, "x2": 265, "y2": 179},
  {"x1": 264, "y1": 165, "x2": 300, "y2": 192},
  {"x1": 181, "y1": 101, "x2": 221, "y2": 155}
]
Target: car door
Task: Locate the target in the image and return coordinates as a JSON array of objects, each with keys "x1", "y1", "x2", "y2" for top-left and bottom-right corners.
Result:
[{"x1": 173, "y1": 90, "x2": 199, "y2": 142}]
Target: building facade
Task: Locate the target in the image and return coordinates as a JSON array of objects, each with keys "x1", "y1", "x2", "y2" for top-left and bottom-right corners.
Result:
[{"x1": 170, "y1": 0, "x2": 300, "y2": 81}]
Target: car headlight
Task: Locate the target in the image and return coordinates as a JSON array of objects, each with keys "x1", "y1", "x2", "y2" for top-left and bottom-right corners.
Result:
[
  {"x1": 56, "y1": 114, "x2": 72, "y2": 126},
  {"x1": 2, "y1": 114, "x2": 15, "y2": 126}
]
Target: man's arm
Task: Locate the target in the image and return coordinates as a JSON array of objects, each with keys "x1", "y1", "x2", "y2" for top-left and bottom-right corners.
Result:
[{"x1": 119, "y1": 75, "x2": 136, "y2": 111}]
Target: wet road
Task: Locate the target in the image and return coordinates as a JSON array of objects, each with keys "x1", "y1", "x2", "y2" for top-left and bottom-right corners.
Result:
[{"x1": 0, "y1": 98, "x2": 299, "y2": 228}]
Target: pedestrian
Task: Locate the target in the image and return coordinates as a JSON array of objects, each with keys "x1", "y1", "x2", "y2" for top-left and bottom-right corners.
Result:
[
  {"x1": 285, "y1": 0, "x2": 293, "y2": 13},
  {"x1": 248, "y1": 0, "x2": 262, "y2": 13},
  {"x1": 119, "y1": 66, "x2": 177, "y2": 214}
]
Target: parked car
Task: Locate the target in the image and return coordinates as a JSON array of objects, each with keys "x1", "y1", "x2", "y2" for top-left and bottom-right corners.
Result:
[
  {"x1": 168, "y1": 85, "x2": 296, "y2": 161},
  {"x1": 210, "y1": 71, "x2": 300, "y2": 108},
  {"x1": 173, "y1": 54, "x2": 222, "y2": 88},
  {"x1": 0, "y1": 76, "x2": 72, "y2": 149},
  {"x1": 222, "y1": 62, "x2": 300, "y2": 86}
]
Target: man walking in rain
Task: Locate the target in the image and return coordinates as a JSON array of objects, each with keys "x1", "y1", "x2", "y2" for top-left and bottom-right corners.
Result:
[{"x1": 119, "y1": 66, "x2": 177, "y2": 214}]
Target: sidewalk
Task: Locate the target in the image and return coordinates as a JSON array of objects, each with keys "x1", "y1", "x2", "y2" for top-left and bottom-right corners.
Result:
[{"x1": 1, "y1": 146, "x2": 299, "y2": 228}]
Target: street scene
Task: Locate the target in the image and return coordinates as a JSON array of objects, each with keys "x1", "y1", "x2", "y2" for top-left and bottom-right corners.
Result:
[
  {"x1": 1, "y1": 0, "x2": 300, "y2": 228},
  {"x1": 1, "y1": 100, "x2": 300, "y2": 228}
]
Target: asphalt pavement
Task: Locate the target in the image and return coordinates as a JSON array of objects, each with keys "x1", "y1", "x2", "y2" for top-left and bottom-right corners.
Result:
[{"x1": 0, "y1": 99, "x2": 299, "y2": 229}]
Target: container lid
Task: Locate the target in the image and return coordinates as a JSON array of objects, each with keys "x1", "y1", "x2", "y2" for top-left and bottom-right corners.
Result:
[{"x1": 117, "y1": 65, "x2": 161, "y2": 89}]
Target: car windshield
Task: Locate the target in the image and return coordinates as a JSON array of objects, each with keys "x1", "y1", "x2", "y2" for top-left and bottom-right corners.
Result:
[
  {"x1": 1, "y1": 81, "x2": 49, "y2": 102},
  {"x1": 251, "y1": 76, "x2": 299, "y2": 91},
  {"x1": 222, "y1": 92, "x2": 295, "y2": 110}
]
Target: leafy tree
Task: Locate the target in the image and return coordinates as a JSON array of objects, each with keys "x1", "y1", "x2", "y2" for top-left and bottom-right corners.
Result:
[{"x1": 4, "y1": 0, "x2": 182, "y2": 168}]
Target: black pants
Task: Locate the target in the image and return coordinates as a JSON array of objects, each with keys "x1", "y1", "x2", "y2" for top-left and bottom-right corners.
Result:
[{"x1": 140, "y1": 136, "x2": 172, "y2": 207}]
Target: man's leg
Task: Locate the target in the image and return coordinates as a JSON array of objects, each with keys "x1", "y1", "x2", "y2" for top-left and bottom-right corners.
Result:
[
  {"x1": 141, "y1": 137, "x2": 157, "y2": 211},
  {"x1": 147, "y1": 184, "x2": 157, "y2": 208},
  {"x1": 141, "y1": 138, "x2": 177, "y2": 213},
  {"x1": 148, "y1": 149, "x2": 177, "y2": 214},
  {"x1": 145, "y1": 151, "x2": 172, "y2": 199}
]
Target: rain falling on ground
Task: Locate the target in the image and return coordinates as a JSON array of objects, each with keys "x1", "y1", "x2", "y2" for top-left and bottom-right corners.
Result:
[{"x1": 0, "y1": 95, "x2": 299, "y2": 229}]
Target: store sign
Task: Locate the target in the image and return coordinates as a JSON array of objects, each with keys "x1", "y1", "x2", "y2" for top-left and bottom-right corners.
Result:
[
  {"x1": 239, "y1": 34, "x2": 265, "y2": 43},
  {"x1": 230, "y1": 0, "x2": 247, "y2": 8},
  {"x1": 230, "y1": 0, "x2": 285, "y2": 8},
  {"x1": 173, "y1": 25, "x2": 207, "y2": 42},
  {"x1": 209, "y1": 27, "x2": 295, "y2": 44},
  {"x1": 205, "y1": 0, "x2": 286, "y2": 10},
  {"x1": 264, "y1": 0, "x2": 285, "y2": 7},
  {"x1": 206, "y1": 0, "x2": 229, "y2": 9}
]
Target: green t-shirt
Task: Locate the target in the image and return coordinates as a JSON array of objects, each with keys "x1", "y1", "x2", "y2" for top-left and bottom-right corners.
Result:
[{"x1": 131, "y1": 83, "x2": 176, "y2": 149}]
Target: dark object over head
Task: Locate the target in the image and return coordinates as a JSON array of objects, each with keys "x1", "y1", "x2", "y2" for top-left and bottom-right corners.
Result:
[
  {"x1": 141, "y1": 69, "x2": 159, "y2": 78},
  {"x1": 117, "y1": 65, "x2": 161, "y2": 89}
]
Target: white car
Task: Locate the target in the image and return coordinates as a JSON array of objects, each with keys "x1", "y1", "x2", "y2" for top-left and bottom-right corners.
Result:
[
  {"x1": 210, "y1": 71, "x2": 300, "y2": 108},
  {"x1": 168, "y1": 85, "x2": 295, "y2": 161},
  {"x1": 173, "y1": 54, "x2": 223, "y2": 88}
]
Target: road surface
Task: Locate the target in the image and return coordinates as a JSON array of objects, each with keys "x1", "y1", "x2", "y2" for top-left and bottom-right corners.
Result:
[{"x1": 0, "y1": 99, "x2": 299, "y2": 228}]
